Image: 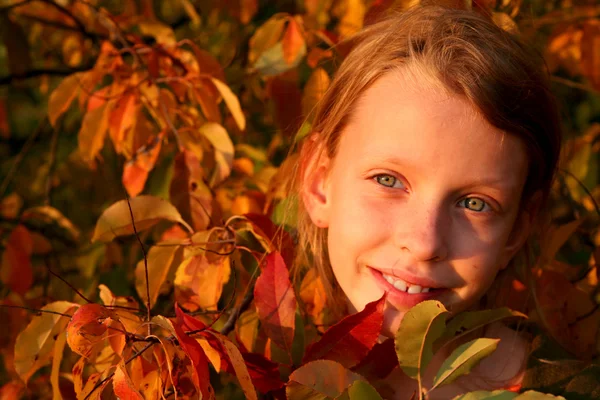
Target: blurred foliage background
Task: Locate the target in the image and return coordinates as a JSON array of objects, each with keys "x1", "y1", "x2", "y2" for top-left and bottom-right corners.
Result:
[{"x1": 0, "y1": 0, "x2": 599, "y2": 398}]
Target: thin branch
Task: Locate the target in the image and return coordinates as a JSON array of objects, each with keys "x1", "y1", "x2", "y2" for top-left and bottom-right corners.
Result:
[
  {"x1": 45, "y1": 256, "x2": 93, "y2": 303},
  {"x1": 18, "y1": 13, "x2": 108, "y2": 38},
  {"x1": 44, "y1": 125, "x2": 59, "y2": 205},
  {"x1": 38, "y1": 0, "x2": 95, "y2": 41},
  {"x1": 221, "y1": 267, "x2": 254, "y2": 336},
  {"x1": 0, "y1": 304, "x2": 72, "y2": 317},
  {"x1": 560, "y1": 168, "x2": 600, "y2": 217},
  {"x1": 125, "y1": 194, "x2": 151, "y2": 334},
  {"x1": 568, "y1": 304, "x2": 599, "y2": 327},
  {"x1": 551, "y1": 76, "x2": 600, "y2": 95},
  {"x1": 0, "y1": 65, "x2": 92, "y2": 86},
  {"x1": 84, "y1": 341, "x2": 155, "y2": 400}
]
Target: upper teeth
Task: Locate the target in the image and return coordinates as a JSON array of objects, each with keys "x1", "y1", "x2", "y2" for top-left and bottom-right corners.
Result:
[{"x1": 383, "y1": 273, "x2": 431, "y2": 294}]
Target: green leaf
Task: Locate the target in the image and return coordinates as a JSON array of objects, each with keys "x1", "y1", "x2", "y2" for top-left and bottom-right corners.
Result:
[
  {"x1": 516, "y1": 391, "x2": 567, "y2": 399},
  {"x1": 395, "y1": 300, "x2": 449, "y2": 381},
  {"x1": 286, "y1": 360, "x2": 365, "y2": 400},
  {"x1": 335, "y1": 380, "x2": 383, "y2": 400},
  {"x1": 435, "y1": 308, "x2": 526, "y2": 351},
  {"x1": 431, "y1": 338, "x2": 500, "y2": 389},
  {"x1": 452, "y1": 390, "x2": 517, "y2": 400}
]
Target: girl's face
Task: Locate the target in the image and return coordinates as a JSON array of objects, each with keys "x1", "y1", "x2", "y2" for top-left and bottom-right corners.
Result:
[{"x1": 303, "y1": 70, "x2": 531, "y2": 336}]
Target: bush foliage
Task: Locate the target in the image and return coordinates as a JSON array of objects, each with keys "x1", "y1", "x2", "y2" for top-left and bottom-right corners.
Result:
[{"x1": 0, "y1": 0, "x2": 599, "y2": 399}]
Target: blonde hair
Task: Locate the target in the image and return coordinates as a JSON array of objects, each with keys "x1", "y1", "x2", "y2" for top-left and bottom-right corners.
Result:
[{"x1": 292, "y1": 5, "x2": 562, "y2": 317}]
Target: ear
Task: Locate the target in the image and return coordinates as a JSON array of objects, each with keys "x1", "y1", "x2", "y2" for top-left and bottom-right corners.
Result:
[
  {"x1": 499, "y1": 192, "x2": 541, "y2": 269},
  {"x1": 301, "y1": 135, "x2": 332, "y2": 228}
]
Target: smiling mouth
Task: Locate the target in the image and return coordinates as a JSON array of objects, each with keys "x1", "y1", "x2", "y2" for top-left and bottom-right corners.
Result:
[{"x1": 380, "y1": 272, "x2": 441, "y2": 294}]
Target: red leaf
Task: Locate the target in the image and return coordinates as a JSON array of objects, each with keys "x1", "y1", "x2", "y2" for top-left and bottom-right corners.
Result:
[
  {"x1": 243, "y1": 213, "x2": 294, "y2": 268},
  {"x1": 254, "y1": 252, "x2": 296, "y2": 360},
  {"x1": 241, "y1": 352, "x2": 284, "y2": 393},
  {"x1": 0, "y1": 225, "x2": 33, "y2": 295},
  {"x1": 172, "y1": 305, "x2": 212, "y2": 398},
  {"x1": 113, "y1": 363, "x2": 143, "y2": 400},
  {"x1": 352, "y1": 338, "x2": 398, "y2": 380},
  {"x1": 302, "y1": 294, "x2": 386, "y2": 368}
]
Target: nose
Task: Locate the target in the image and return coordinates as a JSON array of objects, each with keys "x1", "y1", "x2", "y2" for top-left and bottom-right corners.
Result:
[{"x1": 394, "y1": 202, "x2": 449, "y2": 262}]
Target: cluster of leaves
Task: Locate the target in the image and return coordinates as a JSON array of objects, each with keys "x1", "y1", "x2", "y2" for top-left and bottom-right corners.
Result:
[{"x1": 0, "y1": 0, "x2": 599, "y2": 399}]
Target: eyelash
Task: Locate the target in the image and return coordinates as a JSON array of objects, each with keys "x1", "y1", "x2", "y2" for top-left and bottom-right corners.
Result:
[{"x1": 373, "y1": 174, "x2": 492, "y2": 213}]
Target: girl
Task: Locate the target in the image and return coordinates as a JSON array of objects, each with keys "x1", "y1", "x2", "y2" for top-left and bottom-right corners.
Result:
[{"x1": 293, "y1": 4, "x2": 561, "y2": 399}]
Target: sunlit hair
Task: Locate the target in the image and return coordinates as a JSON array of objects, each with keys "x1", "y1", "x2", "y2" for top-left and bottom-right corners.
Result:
[{"x1": 292, "y1": 5, "x2": 562, "y2": 316}]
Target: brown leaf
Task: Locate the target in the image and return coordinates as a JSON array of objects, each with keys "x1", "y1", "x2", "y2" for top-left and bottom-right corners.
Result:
[
  {"x1": 287, "y1": 359, "x2": 365, "y2": 399},
  {"x1": 92, "y1": 195, "x2": 193, "y2": 242},
  {"x1": 174, "y1": 253, "x2": 231, "y2": 311},
  {"x1": 170, "y1": 150, "x2": 214, "y2": 231},
  {"x1": 0, "y1": 225, "x2": 33, "y2": 295}
]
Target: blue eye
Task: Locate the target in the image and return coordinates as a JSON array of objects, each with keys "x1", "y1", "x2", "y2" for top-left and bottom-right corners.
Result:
[
  {"x1": 374, "y1": 174, "x2": 405, "y2": 189},
  {"x1": 460, "y1": 197, "x2": 488, "y2": 212}
]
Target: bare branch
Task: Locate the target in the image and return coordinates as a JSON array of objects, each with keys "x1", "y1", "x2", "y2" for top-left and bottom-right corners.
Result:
[
  {"x1": 0, "y1": 65, "x2": 92, "y2": 86},
  {"x1": 45, "y1": 256, "x2": 93, "y2": 304},
  {"x1": 0, "y1": 304, "x2": 72, "y2": 318}
]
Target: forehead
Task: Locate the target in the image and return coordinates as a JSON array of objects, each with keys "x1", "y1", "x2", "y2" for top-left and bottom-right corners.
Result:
[{"x1": 334, "y1": 69, "x2": 528, "y2": 191}]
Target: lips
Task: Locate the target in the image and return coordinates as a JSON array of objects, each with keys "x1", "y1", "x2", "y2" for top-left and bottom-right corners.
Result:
[{"x1": 368, "y1": 266, "x2": 447, "y2": 309}]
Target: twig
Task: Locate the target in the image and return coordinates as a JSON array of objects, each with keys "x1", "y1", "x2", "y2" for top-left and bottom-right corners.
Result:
[
  {"x1": 44, "y1": 125, "x2": 59, "y2": 205},
  {"x1": 220, "y1": 282, "x2": 254, "y2": 336},
  {"x1": 0, "y1": 65, "x2": 92, "y2": 86},
  {"x1": 568, "y1": 304, "x2": 599, "y2": 327},
  {"x1": 551, "y1": 76, "x2": 600, "y2": 95},
  {"x1": 39, "y1": 0, "x2": 96, "y2": 41},
  {"x1": 0, "y1": 304, "x2": 72, "y2": 317},
  {"x1": 45, "y1": 256, "x2": 93, "y2": 303},
  {"x1": 560, "y1": 168, "x2": 600, "y2": 217},
  {"x1": 125, "y1": 194, "x2": 151, "y2": 335},
  {"x1": 83, "y1": 341, "x2": 155, "y2": 400}
]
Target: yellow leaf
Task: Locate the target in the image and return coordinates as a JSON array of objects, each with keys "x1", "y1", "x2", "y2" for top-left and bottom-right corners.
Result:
[
  {"x1": 211, "y1": 78, "x2": 246, "y2": 131},
  {"x1": 199, "y1": 122, "x2": 235, "y2": 186},
  {"x1": 51, "y1": 331, "x2": 67, "y2": 400},
  {"x1": 248, "y1": 14, "x2": 288, "y2": 65},
  {"x1": 78, "y1": 100, "x2": 110, "y2": 163},
  {"x1": 197, "y1": 338, "x2": 222, "y2": 372},
  {"x1": 236, "y1": 309, "x2": 259, "y2": 352},
  {"x1": 138, "y1": 21, "x2": 176, "y2": 46},
  {"x1": 174, "y1": 254, "x2": 231, "y2": 311},
  {"x1": 492, "y1": 12, "x2": 518, "y2": 35},
  {"x1": 48, "y1": 73, "x2": 82, "y2": 127},
  {"x1": 135, "y1": 245, "x2": 183, "y2": 310},
  {"x1": 302, "y1": 68, "x2": 330, "y2": 118},
  {"x1": 14, "y1": 301, "x2": 79, "y2": 383},
  {"x1": 92, "y1": 195, "x2": 193, "y2": 242},
  {"x1": 21, "y1": 206, "x2": 80, "y2": 243},
  {"x1": 180, "y1": 0, "x2": 200, "y2": 26}
]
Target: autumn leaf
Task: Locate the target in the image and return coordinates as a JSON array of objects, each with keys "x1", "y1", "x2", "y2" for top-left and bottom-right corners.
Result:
[
  {"x1": 336, "y1": 380, "x2": 383, "y2": 400},
  {"x1": 66, "y1": 303, "x2": 126, "y2": 358},
  {"x1": 122, "y1": 133, "x2": 164, "y2": 197},
  {"x1": 199, "y1": 122, "x2": 235, "y2": 186},
  {"x1": 303, "y1": 294, "x2": 385, "y2": 368},
  {"x1": 352, "y1": 338, "x2": 398, "y2": 381},
  {"x1": 135, "y1": 244, "x2": 184, "y2": 310},
  {"x1": 0, "y1": 225, "x2": 33, "y2": 295},
  {"x1": 14, "y1": 301, "x2": 79, "y2": 383},
  {"x1": 302, "y1": 68, "x2": 330, "y2": 118},
  {"x1": 92, "y1": 195, "x2": 193, "y2": 242},
  {"x1": 431, "y1": 338, "x2": 500, "y2": 389},
  {"x1": 174, "y1": 253, "x2": 230, "y2": 311},
  {"x1": 248, "y1": 14, "x2": 288, "y2": 65},
  {"x1": 395, "y1": 300, "x2": 449, "y2": 382},
  {"x1": 169, "y1": 150, "x2": 214, "y2": 231},
  {"x1": 113, "y1": 363, "x2": 144, "y2": 400},
  {"x1": 210, "y1": 79, "x2": 246, "y2": 131},
  {"x1": 48, "y1": 72, "x2": 83, "y2": 127},
  {"x1": 20, "y1": 205, "x2": 81, "y2": 244},
  {"x1": 286, "y1": 359, "x2": 366, "y2": 399},
  {"x1": 254, "y1": 252, "x2": 296, "y2": 360},
  {"x1": 282, "y1": 17, "x2": 306, "y2": 65},
  {"x1": 78, "y1": 99, "x2": 111, "y2": 163},
  {"x1": 109, "y1": 93, "x2": 139, "y2": 155}
]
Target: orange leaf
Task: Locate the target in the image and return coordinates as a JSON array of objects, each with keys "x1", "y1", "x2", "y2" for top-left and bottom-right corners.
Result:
[
  {"x1": 78, "y1": 99, "x2": 110, "y2": 163},
  {"x1": 299, "y1": 268, "x2": 327, "y2": 326},
  {"x1": 66, "y1": 303, "x2": 124, "y2": 358},
  {"x1": 48, "y1": 72, "x2": 82, "y2": 127},
  {"x1": 286, "y1": 359, "x2": 365, "y2": 398},
  {"x1": 302, "y1": 68, "x2": 330, "y2": 118},
  {"x1": 0, "y1": 225, "x2": 33, "y2": 295},
  {"x1": 109, "y1": 93, "x2": 138, "y2": 154},
  {"x1": 254, "y1": 252, "x2": 296, "y2": 359},
  {"x1": 113, "y1": 363, "x2": 144, "y2": 400},
  {"x1": 122, "y1": 133, "x2": 164, "y2": 197},
  {"x1": 282, "y1": 18, "x2": 305, "y2": 65},
  {"x1": 174, "y1": 253, "x2": 231, "y2": 311}
]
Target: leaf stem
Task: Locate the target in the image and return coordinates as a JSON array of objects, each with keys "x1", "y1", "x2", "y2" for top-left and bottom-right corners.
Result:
[{"x1": 46, "y1": 256, "x2": 93, "y2": 303}]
